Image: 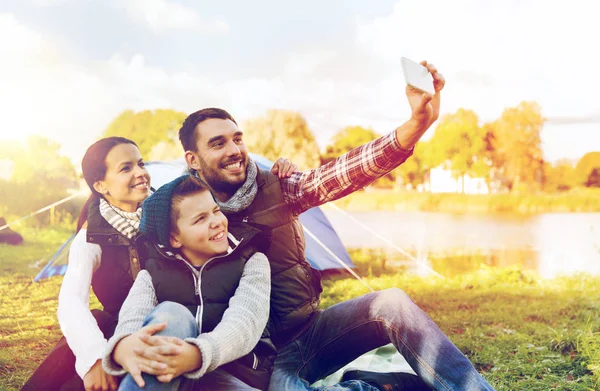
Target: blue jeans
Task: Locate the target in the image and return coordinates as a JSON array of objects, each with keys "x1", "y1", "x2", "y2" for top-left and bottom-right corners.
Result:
[
  {"x1": 118, "y1": 301, "x2": 259, "y2": 391},
  {"x1": 268, "y1": 288, "x2": 495, "y2": 391}
]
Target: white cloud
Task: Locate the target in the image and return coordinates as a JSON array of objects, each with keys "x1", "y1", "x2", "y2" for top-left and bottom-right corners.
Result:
[
  {"x1": 125, "y1": 0, "x2": 228, "y2": 34},
  {"x1": 1, "y1": 2, "x2": 598, "y2": 167},
  {"x1": 356, "y1": 0, "x2": 600, "y2": 120}
]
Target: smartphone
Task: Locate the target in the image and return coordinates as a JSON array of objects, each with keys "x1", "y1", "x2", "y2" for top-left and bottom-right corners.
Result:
[{"x1": 401, "y1": 57, "x2": 435, "y2": 95}]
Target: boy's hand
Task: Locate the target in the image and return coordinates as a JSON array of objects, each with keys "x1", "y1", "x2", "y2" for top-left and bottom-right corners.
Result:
[
  {"x1": 134, "y1": 338, "x2": 203, "y2": 383},
  {"x1": 113, "y1": 323, "x2": 172, "y2": 388},
  {"x1": 270, "y1": 158, "x2": 298, "y2": 178}
]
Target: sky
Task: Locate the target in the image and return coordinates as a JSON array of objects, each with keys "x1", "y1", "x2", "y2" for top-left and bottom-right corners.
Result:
[{"x1": 0, "y1": 0, "x2": 599, "y2": 165}]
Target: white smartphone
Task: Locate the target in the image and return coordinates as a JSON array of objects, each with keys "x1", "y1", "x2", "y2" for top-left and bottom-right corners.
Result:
[{"x1": 401, "y1": 57, "x2": 435, "y2": 95}]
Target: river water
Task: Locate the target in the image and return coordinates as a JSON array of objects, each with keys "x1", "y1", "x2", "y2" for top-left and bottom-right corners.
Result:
[{"x1": 322, "y1": 209, "x2": 600, "y2": 278}]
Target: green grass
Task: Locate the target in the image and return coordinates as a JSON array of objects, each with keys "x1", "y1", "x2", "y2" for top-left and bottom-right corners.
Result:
[{"x1": 1, "y1": 229, "x2": 599, "y2": 390}]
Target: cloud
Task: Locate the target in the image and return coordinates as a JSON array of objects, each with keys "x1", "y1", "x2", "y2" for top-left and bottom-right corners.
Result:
[
  {"x1": 125, "y1": 0, "x2": 228, "y2": 34},
  {"x1": 1, "y1": 2, "x2": 598, "y2": 166},
  {"x1": 355, "y1": 0, "x2": 600, "y2": 120}
]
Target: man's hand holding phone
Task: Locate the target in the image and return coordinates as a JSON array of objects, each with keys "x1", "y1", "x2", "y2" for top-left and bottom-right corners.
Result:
[{"x1": 395, "y1": 57, "x2": 445, "y2": 149}]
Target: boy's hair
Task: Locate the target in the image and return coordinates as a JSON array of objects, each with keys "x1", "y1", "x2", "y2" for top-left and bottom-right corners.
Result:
[
  {"x1": 140, "y1": 174, "x2": 212, "y2": 247},
  {"x1": 169, "y1": 176, "x2": 211, "y2": 235}
]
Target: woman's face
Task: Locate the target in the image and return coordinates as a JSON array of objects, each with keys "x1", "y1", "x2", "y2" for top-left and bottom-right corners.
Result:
[{"x1": 93, "y1": 143, "x2": 151, "y2": 212}]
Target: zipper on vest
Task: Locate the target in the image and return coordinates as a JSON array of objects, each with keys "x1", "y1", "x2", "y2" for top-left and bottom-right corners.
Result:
[
  {"x1": 252, "y1": 352, "x2": 258, "y2": 370},
  {"x1": 186, "y1": 269, "x2": 203, "y2": 331},
  {"x1": 180, "y1": 238, "x2": 245, "y2": 333},
  {"x1": 236, "y1": 202, "x2": 286, "y2": 222}
]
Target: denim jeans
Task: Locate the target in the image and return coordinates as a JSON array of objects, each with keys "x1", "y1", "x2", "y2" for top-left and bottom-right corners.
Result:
[
  {"x1": 268, "y1": 288, "x2": 495, "y2": 391},
  {"x1": 118, "y1": 301, "x2": 258, "y2": 391}
]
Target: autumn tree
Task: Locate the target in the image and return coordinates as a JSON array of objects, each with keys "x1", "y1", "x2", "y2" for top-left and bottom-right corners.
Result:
[
  {"x1": 489, "y1": 101, "x2": 545, "y2": 192},
  {"x1": 103, "y1": 109, "x2": 187, "y2": 160},
  {"x1": 0, "y1": 136, "x2": 78, "y2": 226},
  {"x1": 575, "y1": 151, "x2": 600, "y2": 187},
  {"x1": 322, "y1": 126, "x2": 380, "y2": 161},
  {"x1": 542, "y1": 159, "x2": 577, "y2": 192},
  {"x1": 394, "y1": 140, "x2": 432, "y2": 190},
  {"x1": 427, "y1": 109, "x2": 490, "y2": 193},
  {"x1": 242, "y1": 110, "x2": 321, "y2": 170}
]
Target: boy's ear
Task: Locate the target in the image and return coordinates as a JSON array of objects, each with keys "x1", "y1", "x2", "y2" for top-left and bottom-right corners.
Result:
[{"x1": 170, "y1": 233, "x2": 182, "y2": 249}]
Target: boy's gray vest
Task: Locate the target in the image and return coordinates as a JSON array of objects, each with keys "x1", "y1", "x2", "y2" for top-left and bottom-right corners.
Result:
[{"x1": 225, "y1": 169, "x2": 323, "y2": 346}]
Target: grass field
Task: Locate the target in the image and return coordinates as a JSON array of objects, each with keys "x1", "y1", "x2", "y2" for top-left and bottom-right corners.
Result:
[{"x1": 1, "y1": 227, "x2": 599, "y2": 390}]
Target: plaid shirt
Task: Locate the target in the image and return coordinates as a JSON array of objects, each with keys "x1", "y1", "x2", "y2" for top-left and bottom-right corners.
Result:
[{"x1": 280, "y1": 130, "x2": 413, "y2": 215}]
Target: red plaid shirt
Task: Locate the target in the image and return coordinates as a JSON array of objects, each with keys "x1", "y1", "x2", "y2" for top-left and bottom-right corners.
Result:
[{"x1": 280, "y1": 130, "x2": 413, "y2": 215}]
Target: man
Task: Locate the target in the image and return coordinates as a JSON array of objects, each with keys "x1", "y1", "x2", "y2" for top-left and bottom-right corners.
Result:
[{"x1": 144, "y1": 62, "x2": 495, "y2": 390}]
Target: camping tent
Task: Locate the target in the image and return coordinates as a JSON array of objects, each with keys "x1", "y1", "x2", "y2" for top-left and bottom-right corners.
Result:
[{"x1": 34, "y1": 154, "x2": 354, "y2": 281}]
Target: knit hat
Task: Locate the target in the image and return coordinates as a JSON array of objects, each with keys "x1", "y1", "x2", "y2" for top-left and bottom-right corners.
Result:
[{"x1": 140, "y1": 174, "x2": 189, "y2": 247}]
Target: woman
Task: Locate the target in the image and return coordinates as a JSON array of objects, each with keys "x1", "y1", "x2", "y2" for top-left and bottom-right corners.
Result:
[
  {"x1": 21, "y1": 137, "x2": 297, "y2": 391},
  {"x1": 22, "y1": 137, "x2": 151, "y2": 391}
]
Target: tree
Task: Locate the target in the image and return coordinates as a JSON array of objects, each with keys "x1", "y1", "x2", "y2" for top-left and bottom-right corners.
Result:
[
  {"x1": 322, "y1": 126, "x2": 380, "y2": 161},
  {"x1": 242, "y1": 110, "x2": 321, "y2": 170},
  {"x1": 103, "y1": 109, "x2": 187, "y2": 159},
  {"x1": 427, "y1": 109, "x2": 490, "y2": 193},
  {"x1": 585, "y1": 168, "x2": 600, "y2": 187},
  {"x1": 543, "y1": 159, "x2": 577, "y2": 192},
  {"x1": 395, "y1": 140, "x2": 431, "y2": 190},
  {"x1": 575, "y1": 151, "x2": 600, "y2": 187},
  {"x1": 489, "y1": 101, "x2": 545, "y2": 192},
  {"x1": 0, "y1": 136, "x2": 78, "y2": 226}
]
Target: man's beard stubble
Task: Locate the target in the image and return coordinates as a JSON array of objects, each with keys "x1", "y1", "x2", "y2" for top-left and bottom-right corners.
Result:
[{"x1": 197, "y1": 156, "x2": 247, "y2": 197}]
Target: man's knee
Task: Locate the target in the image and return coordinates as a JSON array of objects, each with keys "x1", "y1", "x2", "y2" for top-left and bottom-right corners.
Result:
[{"x1": 369, "y1": 288, "x2": 414, "y2": 316}]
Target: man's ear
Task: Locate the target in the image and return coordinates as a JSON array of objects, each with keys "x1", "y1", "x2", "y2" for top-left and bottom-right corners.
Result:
[
  {"x1": 185, "y1": 151, "x2": 201, "y2": 171},
  {"x1": 170, "y1": 233, "x2": 182, "y2": 249}
]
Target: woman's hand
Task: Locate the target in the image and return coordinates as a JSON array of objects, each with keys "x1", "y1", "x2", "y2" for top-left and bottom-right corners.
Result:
[{"x1": 83, "y1": 359, "x2": 119, "y2": 391}]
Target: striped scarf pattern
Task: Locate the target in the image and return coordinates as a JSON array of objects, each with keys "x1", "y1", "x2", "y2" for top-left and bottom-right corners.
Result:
[{"x1": 99, "y1": 197, "x2": 142, "y2": 239}]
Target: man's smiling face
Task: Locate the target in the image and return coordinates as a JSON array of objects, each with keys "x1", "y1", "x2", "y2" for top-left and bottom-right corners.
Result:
[{"x1": 187, "y1": 118, "x2": 249, "y2": 198}]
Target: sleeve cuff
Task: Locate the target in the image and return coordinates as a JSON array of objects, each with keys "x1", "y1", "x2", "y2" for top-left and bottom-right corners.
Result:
[
  {"x1": 102, "y1": 332, "x2": 133, "y2": 376},
  {"x1": 182, "y1": 335, "x2": 218, "y2": 379},
  {"x1": 389, "y1": 130, "x2": 415, "y2": 155},
  {"x1": 76, "y1": 354, "x2": 104, "y2": 380}
]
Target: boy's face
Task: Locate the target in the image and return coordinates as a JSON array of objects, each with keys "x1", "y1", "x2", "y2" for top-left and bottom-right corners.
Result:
[{"x1": 170, "y1": 190, "x2": 229, "y2": 264}]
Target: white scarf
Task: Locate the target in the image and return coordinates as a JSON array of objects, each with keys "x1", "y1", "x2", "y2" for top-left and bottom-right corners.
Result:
[{"x1": 99, "y1": 197, "x2": 142, "y2": 239}]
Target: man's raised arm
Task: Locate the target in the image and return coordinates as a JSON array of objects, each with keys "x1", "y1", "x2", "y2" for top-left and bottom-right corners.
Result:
[{"x1": 281, "y1": 60, "x2": 445, "y2": 214}]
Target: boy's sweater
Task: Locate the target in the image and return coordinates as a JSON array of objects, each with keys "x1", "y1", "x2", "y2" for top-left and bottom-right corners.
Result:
[{"x1": 102, "y1": 251, "x2": 270, "y2": 379}]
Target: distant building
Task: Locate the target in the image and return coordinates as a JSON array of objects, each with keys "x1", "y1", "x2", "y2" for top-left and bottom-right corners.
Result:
[
  {"x1": 428, "y1": 166, "x2": 489, "y2": 194},
  {"x1": 0, "y1": 160, "x2": 13, "y2": 181}
]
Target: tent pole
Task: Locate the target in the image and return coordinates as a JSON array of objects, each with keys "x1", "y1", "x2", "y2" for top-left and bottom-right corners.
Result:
[
  {"x1": 302, "y1": 226, "x2": 374, "y2": 292},
  {"x1": 0, "y1": 191, "x2": 87, "y2": 232},
  {"x1": 325, "y1": 203, "x2": 444, "y2": 279}
]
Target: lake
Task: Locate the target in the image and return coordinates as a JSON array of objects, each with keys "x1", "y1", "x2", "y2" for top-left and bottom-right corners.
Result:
[{"x1": 322, "y1": 208, "x2": 600, "y2": 278}]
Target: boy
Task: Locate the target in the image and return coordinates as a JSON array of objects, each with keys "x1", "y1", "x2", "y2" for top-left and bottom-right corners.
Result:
[{"x1": 102, "y1": 175, "x2": 274, "y2": 390}]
